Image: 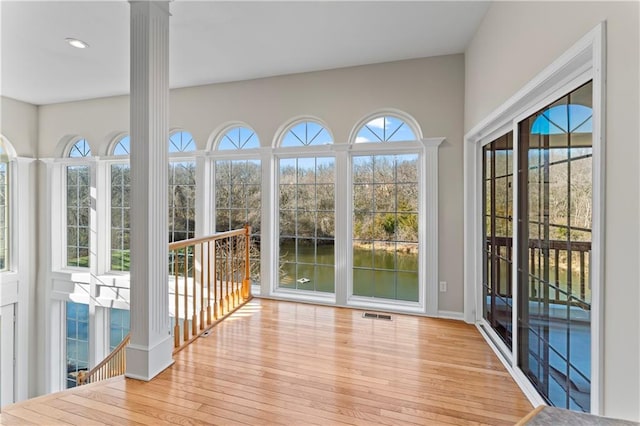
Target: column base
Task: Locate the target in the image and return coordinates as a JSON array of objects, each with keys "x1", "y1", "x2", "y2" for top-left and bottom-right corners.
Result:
[{"x1": 125, "y1": 335, "x2": 174, "y2": 381}]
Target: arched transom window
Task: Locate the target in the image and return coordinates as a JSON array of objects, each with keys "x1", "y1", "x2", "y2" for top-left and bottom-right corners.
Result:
[
  {"x1": 355, "y1": 115, "x2": 417, "y2": 143},
  {"x1": 281, "y1": 121, "x2": 333, "y2": 147},
  {"x1": 217, "y1": 126, "x2": 260, "y2": 150},
  {"x1": 169, "y1": 131, "x2": 196, "y2": 153}
]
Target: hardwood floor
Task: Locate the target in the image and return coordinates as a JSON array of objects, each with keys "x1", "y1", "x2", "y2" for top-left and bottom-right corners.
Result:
[{"x1": 1, "y1": 299, "x2": 532, "y2": 425}]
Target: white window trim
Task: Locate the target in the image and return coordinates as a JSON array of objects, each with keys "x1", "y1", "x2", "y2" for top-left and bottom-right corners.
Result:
[
  {"x1": 267, "y1": 137, "x2": 442, "y2": 315},
  {"x1": 463, "y1": 22, "x2": 605, "y2": 413},
  {"x1": 346, "y1": 138, "x2": 442, "y2": 316},
  {"x1": 270, "y1": 148, "x2": 338, "y2": 303}
]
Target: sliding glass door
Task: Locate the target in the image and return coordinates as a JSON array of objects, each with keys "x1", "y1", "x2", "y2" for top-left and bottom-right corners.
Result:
[
  {"x1": 517, "y1": 81, "x2": 593, "y2": 411},
  {"x1": 482, "y1": 132, "x2": 514, "y2": 349}
]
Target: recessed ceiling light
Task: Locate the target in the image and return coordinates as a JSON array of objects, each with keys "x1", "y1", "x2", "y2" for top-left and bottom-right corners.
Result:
[{"x1": 65, "y1": 38, "x2": 89, "y2": 49}]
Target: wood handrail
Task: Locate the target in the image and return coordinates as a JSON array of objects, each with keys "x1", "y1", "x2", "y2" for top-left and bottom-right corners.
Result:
[
  {"x1": 170, "y1": 225, "x2": 253, "y2": 352},
  {"x1": 79, "y1": 333, "x2": 131, "y2": 385},
  {"x1": 79, "y1": 226, "x2": 253, "y2": 386},
  {"x1": 168, "y1": 228, "x2": 247, "y2": 251}
]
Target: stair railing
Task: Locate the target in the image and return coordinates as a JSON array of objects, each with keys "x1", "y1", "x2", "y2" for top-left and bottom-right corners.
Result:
[
  {"x1": 169, "y1": 224, "x2": 252, "y2": 352},
  {"x1": 78, "y1": 333, "x2": 131, "y2": 385}
]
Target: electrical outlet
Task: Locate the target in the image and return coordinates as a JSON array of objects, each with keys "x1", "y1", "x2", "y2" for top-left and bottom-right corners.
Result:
[{"x1": 439, "y1": 281, "x2": 447, "y2": 292}]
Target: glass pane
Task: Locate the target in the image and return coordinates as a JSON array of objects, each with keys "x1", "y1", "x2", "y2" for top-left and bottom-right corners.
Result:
[
  {"x1": 218, "y1": 126, "x2": 260, "y2": 150},
  {"x1": 355, "y1": 116, "x2": 416, "y2": 143},
  {"x1": 517, "y1": 81, "x2": 592, "y2": 412},
  {"x1": 66, "y1": 302, "x2": 89, "y2": 389},
  {"x1": 278, "y1": 157, "x2": 335, "y2": 294},
  {"x1": 281, "y1": 121, "x2": 333, "y2": 147},
  {"x1": 482, "y1": 132, "x2": 514, "y2": 350},
  {"x1": 352, "y1": 154, "x2": 419, "y2": 303}
]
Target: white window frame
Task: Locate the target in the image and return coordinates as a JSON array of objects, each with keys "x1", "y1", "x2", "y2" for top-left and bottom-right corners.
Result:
[
  {"x1": 105, "y1": 133, "x2": 131, "y2": 274},
  {"x1": 268, "y1": 117, "x2": 337, "y2": 304},
  {"x1": 59, "y1": 138, "x2": 95, "y2": 272},
  {"x1": 265, "y1": 115, "x2": 442, "y2": 315},
  {"x1": 168, "y1": 130, "x2": 199, "y2": 243},
  {"x1": 346, "y1": 138, "x2": 441, "y2": 316},
  {"x1": 463, "y1": 23, "x2": 605, "y2": 413},
  {"x1": 207, "y1": 123, "x2": 263, "y2": 293}
]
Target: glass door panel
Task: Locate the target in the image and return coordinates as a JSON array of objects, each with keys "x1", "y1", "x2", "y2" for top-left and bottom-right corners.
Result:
[
  {"x1": 517, "y1": 81, "x2": 593, "y2": 412},
  {"x1": 482, "y1": 132, "x2": 514, "y2": 348}
]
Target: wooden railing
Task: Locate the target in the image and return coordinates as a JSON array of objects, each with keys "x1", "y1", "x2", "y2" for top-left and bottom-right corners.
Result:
[
  {"x1": 78, "y1": 333, "x2": 131, "y2": 385},
  {"x1": 487, "y1": 236, "x2": 591, "y2": 309},
  {"x1": 77, "y1": 226, "x2": 253, "y2": 386},
  {"x1": 169, "y1": 225, "x2": 252, "y2": 352}
]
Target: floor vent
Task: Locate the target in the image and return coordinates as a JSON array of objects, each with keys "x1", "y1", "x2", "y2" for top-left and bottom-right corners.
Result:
[{"x1": 362, "y1": 312, "x2": 392, "y2": 321}]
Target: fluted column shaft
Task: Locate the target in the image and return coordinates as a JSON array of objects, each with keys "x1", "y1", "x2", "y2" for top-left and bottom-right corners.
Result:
[{"x1": 125, "y1": 0, "x2": 174, "y2": 381}]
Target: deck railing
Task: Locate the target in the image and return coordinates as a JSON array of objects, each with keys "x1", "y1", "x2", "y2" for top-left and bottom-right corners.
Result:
[
  {"x1": 78, "y1": 334, "x2": 130, "y2": 385},
  {"x1": 169, "y1": 225, "x2": 252, "y2": 351},
  {"x1": 488, "y1": 236, "x2": 591, "y2": 309}
]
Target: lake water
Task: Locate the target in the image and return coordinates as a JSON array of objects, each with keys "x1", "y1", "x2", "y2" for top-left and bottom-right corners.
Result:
[{"x1": 278, "y1": 241, "x2": 419, "y2": 302}]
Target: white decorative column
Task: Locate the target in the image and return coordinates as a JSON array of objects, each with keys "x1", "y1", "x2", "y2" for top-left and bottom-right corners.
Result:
[{"x1": 125, "y1": 0, "x2": 174, "y2": 381}]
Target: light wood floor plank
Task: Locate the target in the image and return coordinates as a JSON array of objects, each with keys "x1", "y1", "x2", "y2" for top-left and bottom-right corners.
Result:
[{"x1": 1, "y1": 299, "x2": 532, "y2": 425}]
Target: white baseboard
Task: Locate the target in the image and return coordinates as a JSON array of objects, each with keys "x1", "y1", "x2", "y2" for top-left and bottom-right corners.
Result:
[{"x1": 437, "y1": 310, "x2": 464, "y2": 320}]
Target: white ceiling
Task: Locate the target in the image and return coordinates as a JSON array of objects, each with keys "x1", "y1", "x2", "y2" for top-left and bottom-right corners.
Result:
[{"x1": 1, "y1": 1, "x2": 490, "y2": 106}]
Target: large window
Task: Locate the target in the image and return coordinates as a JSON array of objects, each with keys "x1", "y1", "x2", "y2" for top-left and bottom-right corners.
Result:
[
  {"x1": 111, "y1": 136, "x2": 130, "y2": 271},
  {"x1": 482, "y1": 132, "x2": 514, "y2": 348},
  {"x1": 169, "y1": 131, "x2": 196, "y2": 242},
  {"x1": 352, "y1": 154, "x2": 419, "y2": 302},
  {"x1": 214, "y1": 126, "x2": 261, "y2": 281},
  {"x1": 0, "y1": 141, "x2": 8, "y2": 271},
  {"x1": 351, "y1": 115, "x2": 421, "y2": 303},
  {"x1": 66, "y1": 139, "x2": 92, "y2": 268},
  {"x1": 517, "y1": 81, "x2": 593, "y2": 412},
  {"x1": 65, "y1": 301, "x2": 89, "y2": 388},
  {"x1": 278, "y1": 121, "x2": 335, "y2": 293}
]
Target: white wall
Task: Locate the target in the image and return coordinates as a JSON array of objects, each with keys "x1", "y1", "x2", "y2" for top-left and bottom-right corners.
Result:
[
  {"x1": 465, "y1": 1, "x2": 639, "y2": 421},
  {"x1": 1, "y1": 97, "x2": 38, "y2": 157},
  {"x1": 38, "y1": 55, "x2": 466, "y2": 313}
]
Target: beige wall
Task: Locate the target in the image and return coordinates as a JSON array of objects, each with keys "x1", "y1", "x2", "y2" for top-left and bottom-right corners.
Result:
[
  {"x1": 38, "y1": 55, "x2": 466, "y2": 313},
  {"x1": 465, "y1": 1, "x2": 640, "y2": 421},
  {"x1": 1, "y1": 96, "x2": 38, "y2": 157}
]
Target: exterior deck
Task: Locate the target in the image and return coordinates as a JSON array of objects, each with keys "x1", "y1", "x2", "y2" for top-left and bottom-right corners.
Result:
[{"x1": 1, "y1": 299, "x2": 532, "y2": 425}]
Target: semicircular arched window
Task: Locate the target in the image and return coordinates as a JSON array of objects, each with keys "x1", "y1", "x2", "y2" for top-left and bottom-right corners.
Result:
[
  {"x1": 68, "y1": 139, "x2": 92, "y2": 158},
  {"x1": 66, "y1": 138, "x2": 92, "y2": 267},
  {"x1": 112, "y1": 135, "x2": 130, "y2": 156},
  {"x1": 280, "y1": 121, "x2": 333, "y2": 147},
  {"x1": 355, "y1": 115, "x2": 417, "y2": 143},
  {"x1": 531, "y1": 104, "x2": 593, "y2": 135},
  {"x1": 218, "y1": 126, "x2": 260, "y2": 150},
  {"x1": 169, "y1": 131, "x2": 196, "y2": 153},
  {"x1": 111, "y1": 135, "x2": 131, "y2": 270}
]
